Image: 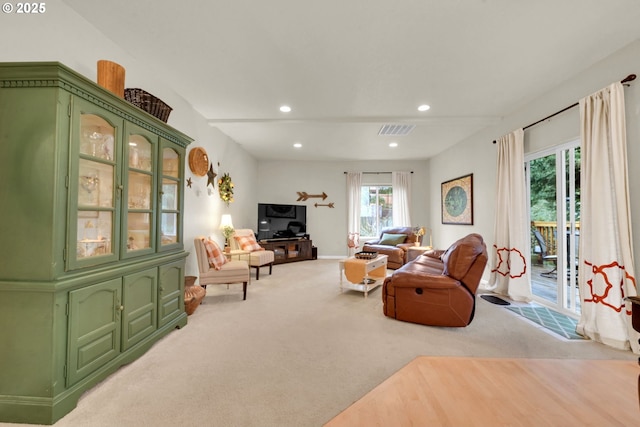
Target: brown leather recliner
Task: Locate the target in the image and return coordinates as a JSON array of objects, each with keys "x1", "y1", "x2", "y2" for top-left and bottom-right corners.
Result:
[
  {"x1": 382, "y1": 233, "x2": 488, "y2": 327},
  {"x1": 362, "y1": 226, "x2": 419, "y2": 269}
]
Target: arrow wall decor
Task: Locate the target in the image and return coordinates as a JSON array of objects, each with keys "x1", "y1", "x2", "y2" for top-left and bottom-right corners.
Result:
[
  {"x1": 314, "y1": 202, "x2": 335, "y2": 208},
  {"x1": 297, "y1": 191, "x2": 328, "y2": 201}
]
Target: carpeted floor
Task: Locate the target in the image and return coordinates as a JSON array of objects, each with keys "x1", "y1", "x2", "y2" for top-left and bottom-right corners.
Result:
[
  {"x1": 507, "y1": 305, "x2": 584, "y2": 340},
  {"x1": 7, "y1": 260, "x2": 632, "y2": 427}
]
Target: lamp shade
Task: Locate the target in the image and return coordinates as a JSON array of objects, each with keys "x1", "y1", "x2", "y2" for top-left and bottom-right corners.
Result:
[{"x1": 219, "y1": 214, "x2": 233, "y2": 230}]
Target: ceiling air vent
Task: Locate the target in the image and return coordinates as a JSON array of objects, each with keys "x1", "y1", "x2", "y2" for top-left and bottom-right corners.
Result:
[{"x1": 378, "y1": 124, "x2": 416, "y2": 136}]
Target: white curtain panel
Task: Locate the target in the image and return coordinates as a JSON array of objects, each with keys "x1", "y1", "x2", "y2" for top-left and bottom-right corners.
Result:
[
  {"x1": 487, "y1": 129, "x2": 532, "y2": 301},
  {"x1": 346, "y1": 172, "x2": 362, "y2": 255},
  {"x1": 392, "y1": 171, "x2": 412, "y2": 227},
  {"x1": 578, "y1": 83, "x2": 639, "y2": 353}
]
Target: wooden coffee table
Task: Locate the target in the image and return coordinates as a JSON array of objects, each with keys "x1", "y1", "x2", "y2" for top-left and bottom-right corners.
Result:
[{"x1": 338, "y1": 254, "x2": 388, "y2": 298}]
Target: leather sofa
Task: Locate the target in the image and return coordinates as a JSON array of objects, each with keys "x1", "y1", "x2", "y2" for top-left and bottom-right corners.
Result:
[
  {"x1": 362, "y1": 226, "x2": 419, "y2": 269},
  {"x1": 382, "y1": 233, "x2": 488, "y2": 327}
]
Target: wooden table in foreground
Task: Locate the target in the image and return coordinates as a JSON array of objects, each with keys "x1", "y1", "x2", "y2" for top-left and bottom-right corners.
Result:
[{"x1": 324, "y1": 356, "x2": 639, "y2": 427}]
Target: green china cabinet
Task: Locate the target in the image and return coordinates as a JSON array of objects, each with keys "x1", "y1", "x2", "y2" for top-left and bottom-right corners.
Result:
[{"x1": 0, "y1": 62, "x2": 192, "y2": 424}]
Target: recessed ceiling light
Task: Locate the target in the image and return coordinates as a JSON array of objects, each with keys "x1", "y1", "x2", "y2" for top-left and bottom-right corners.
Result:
[
  {"x1": 280, "y1": 105, "x2": 292, "y2": 113},
  {"x1": 293, "y1": 143, "x2": 302, "y2": 148},
  {"x1": 389, "y1": 142, "x2": 398, "y2": 148},
  {"x1": 418, "y1": 104, "x2": 430, "y2": 112}
]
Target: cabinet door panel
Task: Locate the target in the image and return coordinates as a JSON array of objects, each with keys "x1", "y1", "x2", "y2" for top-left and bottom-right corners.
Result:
[
  {"x1": 122, "y1": 123, "x2": 157, "y2": 258},
  {"x1": 158, "y1": 260, "x2": 184, "y2": 327},
  {"x1": 69, "y1": 98, "x2": 121, "y2": 269},
  {"x1": 76, "y1": 211, "x2": 113, "y2": 259},
  {"x1": 79, "y1": 118, "x2": 115, "y2": 160},
  {"x1": 127, "y1": 171, "x2": 152, "y2": 209},
  {"x1": 160, "y1": 211, "x2": 178, "y2": 245},
  {"x1": 78, "y1": 159, "x2": 114, "y2": 208},
  {"x1": 299, "y1": 240, "x2": 312, "y2": 258},
  {"x1": 122, "y1": 268, "x2": 157, "y2": 351},
  {"x1": 67, "y1": 278, "x2": 122, "y2": 386},
  {"x1": 126, "y1": 212, "x2": 151, "y2": 251},
  {"x1": 158, "y1": 142, "x2": 184, "y2": 251}
]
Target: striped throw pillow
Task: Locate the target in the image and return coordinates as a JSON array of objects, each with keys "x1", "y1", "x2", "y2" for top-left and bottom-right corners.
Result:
[{"x1": 203, "y1": 238, "x2": 228, "y2": 270}]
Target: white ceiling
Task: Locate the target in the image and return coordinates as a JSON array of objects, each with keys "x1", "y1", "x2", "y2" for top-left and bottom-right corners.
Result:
[{"x1": 62, "y1": 0, "x2": 640, "y2": 161}]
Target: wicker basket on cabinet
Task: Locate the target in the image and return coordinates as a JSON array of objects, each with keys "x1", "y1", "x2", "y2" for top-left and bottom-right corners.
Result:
[{"x1": 124, "y1": 88, "x2": 173, "y2": 122}]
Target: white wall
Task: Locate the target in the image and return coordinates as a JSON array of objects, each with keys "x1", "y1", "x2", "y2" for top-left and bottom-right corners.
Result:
[
  {"x1": 257, "y1": 160, "x2": 429, "y2": 257},
  {"x1": 182, "y1": 127, "x2": 258, "y2": 276},
  {"x1": 4, "y1": 4, "x2": 640, "y2": 274},
  {"x1": 1, "y1": 2, "x2": 259, "y2": 277},
  {"x1": 428, "y1": 39, "x2": 640, "y2": 280}
]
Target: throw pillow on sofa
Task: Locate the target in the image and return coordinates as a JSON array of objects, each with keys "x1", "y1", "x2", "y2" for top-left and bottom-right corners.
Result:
[{"x1": 378, "y1": 233, "x2": 407, "y2": 246}]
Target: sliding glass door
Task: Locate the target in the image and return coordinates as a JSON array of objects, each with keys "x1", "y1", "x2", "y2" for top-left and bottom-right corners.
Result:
[{"x1": 527, "y1": 141, "x2": 580, "y2": 315}]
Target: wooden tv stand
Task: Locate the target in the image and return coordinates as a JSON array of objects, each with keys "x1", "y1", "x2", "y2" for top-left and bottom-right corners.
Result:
[{"x1": 259, "y1": 238, "x2": 313, "y2": 264}]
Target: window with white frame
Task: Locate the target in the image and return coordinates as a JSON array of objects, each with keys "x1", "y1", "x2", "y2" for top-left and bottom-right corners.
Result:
[{"x1": 360, "y1": 185, "x2": 393, "y2": 238}]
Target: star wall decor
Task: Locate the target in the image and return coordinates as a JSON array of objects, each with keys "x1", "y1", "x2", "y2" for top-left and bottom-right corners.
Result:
[
  {"x1": 186, "y1": 177, "x2": 193, "y2": 188},
  {"x1": 207, "y1": 164, "x2": 217, "y2": 188}
]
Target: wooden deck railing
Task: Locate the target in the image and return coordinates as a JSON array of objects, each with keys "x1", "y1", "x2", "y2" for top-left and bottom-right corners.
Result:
[{"x1": 531, "y1": 221, "x2": 580, "y2": 256}]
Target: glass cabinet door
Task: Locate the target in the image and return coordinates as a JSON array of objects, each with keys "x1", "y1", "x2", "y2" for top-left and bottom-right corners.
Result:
[
  {"x1": 68, "y1": 98, "x2": 186, "y2": 269},
  {"x1": 74, "y1": 111, "x2": 118, "y2": 266},
  {"x1": 123, "y1": 125, "x2": 156, "y2": 257},
  {"x1": 159, "y1": 143, "x2": 182, "y2": 249}
]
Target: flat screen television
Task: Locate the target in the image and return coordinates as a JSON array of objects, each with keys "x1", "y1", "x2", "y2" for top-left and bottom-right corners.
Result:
[{"x1": 257, "y1": 203, "x2": 307, "y2": 240}]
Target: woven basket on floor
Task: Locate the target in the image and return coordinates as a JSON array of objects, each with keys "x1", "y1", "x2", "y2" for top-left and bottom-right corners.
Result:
[
  {"x1": 124, "y1": 88, "x2": 173, "y2": 122},
  {"x1": 184, "y1": 276, "x2": 205, "y2": 315}
]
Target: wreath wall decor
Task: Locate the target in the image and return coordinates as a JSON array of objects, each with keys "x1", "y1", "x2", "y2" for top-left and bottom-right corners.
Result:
[{"x1": 218, "y1": 173, "x2": 234, "y2": 206}]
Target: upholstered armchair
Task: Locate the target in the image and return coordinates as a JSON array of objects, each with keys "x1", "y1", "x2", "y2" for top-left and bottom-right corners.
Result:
[
  {"x1": 382, "y1": 233, "x2": 488, "y2": 327},
  {"x1": 194, "y1": 237, "x2": 250, "y2": 300},
  {"x1": 362, "y1": 226, "x2": 419, "y2": 269},
  {"x1": 230, "y1": 229, "x2": 275, "y2": 280}
]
